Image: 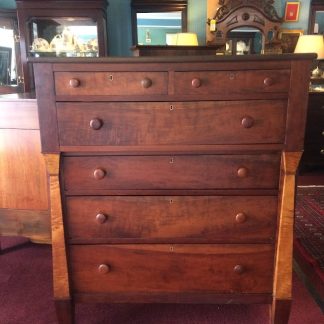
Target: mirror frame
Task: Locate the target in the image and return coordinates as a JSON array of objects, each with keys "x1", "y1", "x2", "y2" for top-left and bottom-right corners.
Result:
[
  {"x1": 131, "y1": 0, "x2": 187, "y2": 46},
  {"x1": 0, "y1": 9, "x2": 23, "y2": 94},
  {"x1": 308, "y1": 0, "x2": 324, "y2": 34}
]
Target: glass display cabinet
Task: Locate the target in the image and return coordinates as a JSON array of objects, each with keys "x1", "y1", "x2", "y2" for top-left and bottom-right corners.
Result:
[{"x1": 16, "y1": 0, "x2": 108, "y2": 91}]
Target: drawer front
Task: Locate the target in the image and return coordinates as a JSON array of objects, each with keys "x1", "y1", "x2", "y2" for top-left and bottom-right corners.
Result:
[
  {"x1": 55, "y1": 72, "x2": 168, "y2": 96},
  {"x1": 57, "y1": 100, "x2": 286, "y2": 146},
  {"x1": 66, "y1": 196, "x2": 277, "y2": 242},
  {"x1": 302, "y1": 144, "x2": 324, "y2": 164},
  {"x1": 174, "y1": 70, "x2": 290, "y2": 95},
  {"x1": 63, "y1": 154, "x2": 281, "y2": 190},
  {"x1": 69, "y1": 244, "x2": 274, "y2": 294}
]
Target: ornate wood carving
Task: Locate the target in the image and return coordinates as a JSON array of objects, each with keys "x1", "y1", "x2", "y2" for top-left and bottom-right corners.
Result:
[{"x1": 207, "y1": 0, "x2": 282, "y2": 47}]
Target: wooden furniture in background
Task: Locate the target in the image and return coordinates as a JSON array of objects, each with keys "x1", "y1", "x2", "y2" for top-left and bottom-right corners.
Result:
[
  {"x1": 16, "y1": 0, "x2": 108, "y2": 92},
  {"x1": 298, "y1": 89, "x2": 324, "y2": 184},
  {"x1": 33, "y1": 54, "x2": 313, "y2": 323},
  {"x1": 0, "y1": 94, "x2": 50, "y2": 246},
  {"x1": 132, "y1": 45, "x2": 221, "y2": 56}
]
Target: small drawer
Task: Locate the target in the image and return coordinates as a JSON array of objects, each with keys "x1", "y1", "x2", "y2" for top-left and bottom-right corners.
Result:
[
  {"x1": 69, "y1": 244, "x2": 274, "y2": 294},
  {"x1": 57, "y1": 100, "x2": 286, "y2": 146},
  {"x1": 54, "y1": 72, "x2": 168, "y2": 96},
  {"x1": 63, "y1": 154, "x2": 281, "y2": 191},
  {"x1": 174, "y1": 70, "x2": 290, "y2": 95},
  {"x1": 66, "y1": 196, "x2": 277, "y2": 242}
]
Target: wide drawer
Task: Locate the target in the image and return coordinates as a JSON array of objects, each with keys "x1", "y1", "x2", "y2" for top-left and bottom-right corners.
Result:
[
  {"x1": 174, "y1": 70, "x2": 290, "y2": 95},
  {"x1": 54, "y1": 72, "x2": 168, "y2": 96},
  {"x1": 69, "y1": 244, "x2": 274, "y2": 294},
  {"x1": 66, "y1": 196, "x2": 277, "y2": 242},
  {"x1": 57, "y1": 100, "x2": 286, "y2": 146},
  {"x1": 63, "y1": 154, "x2": 281, "y2": 190}
]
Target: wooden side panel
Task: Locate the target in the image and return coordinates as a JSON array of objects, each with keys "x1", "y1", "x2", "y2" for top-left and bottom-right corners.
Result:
[
  {"x1": 0, "y1": 129, "x2": 48, "y2": 210},
  {"x1": 33, "y1": 63, "x2": 59, "y2": 153},
  {"x1": 44, "y1": 154, "x2": 70, "y2": 300},
  {"x1": 285, "y1": 60, "x2": 313, "y2": 151},
  {"x1": 272, "y1": 152, "x2": 302, "y2": 302},
  {"x1": 0, "y1": 100, "x2": 39, "y2": 129}
]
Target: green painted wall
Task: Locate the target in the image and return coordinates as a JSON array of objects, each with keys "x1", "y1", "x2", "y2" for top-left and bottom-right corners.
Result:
[{"x1": 0, "y1": 0, "x2": 314, "y2": 55}]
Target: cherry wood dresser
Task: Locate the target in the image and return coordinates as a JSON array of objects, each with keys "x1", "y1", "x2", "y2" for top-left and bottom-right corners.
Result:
[{"x1": 32, "y1": 54, "x2": 313, "y2": 324}]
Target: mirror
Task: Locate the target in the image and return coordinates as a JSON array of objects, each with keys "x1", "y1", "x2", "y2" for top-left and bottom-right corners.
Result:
[
  {"x1": 226, "y1": 27, "x2": 264, "y2": 55},
  {"x1": 0, "y1": 9, "x2": 23, "y2": 94},
  {"x1": 131, "y1": 0, "x2": 187, "y2": 46},
  {"x1": 309, "y1": 1, "x2": 324, "y2": 34}
]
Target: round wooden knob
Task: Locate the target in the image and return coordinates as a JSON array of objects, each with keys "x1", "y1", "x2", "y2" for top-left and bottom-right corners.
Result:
[
  {"x1": 264, "y1": 77, "x2": 274, "y2": 86},
  {"x1": 241, "y1": 116, "x2": 254, "y2": 128},
  {"x1": 90, "y1": 118, "x2": 103, "y2": 130},
  {"x1": 235, "y1": 212, "x2": 247, "y2": 223},
  {"x1": 98, "y1": 264, "x2": 110, "y2": 274},
  {"x1": 237, "y1": 167, "x2": 248, "y2": 178},
  {"x1": 69, "y1": 78, "x2": 80, "y2": 88},
  {"x1": 191, "y1": 78, "x2": 202, "y2": 88},
  {"x1": 141, "y1": 78, "x2": 152, "y2": 88},
  {"x1": 93, "y1": 168, "x2": 106, "y2": 180},
  {"x1": 96, "y1": 213, "x2": 108, "y2": 224},
  {"x1": 233, "y1": 264, "x2": 245, "y2": 274}
]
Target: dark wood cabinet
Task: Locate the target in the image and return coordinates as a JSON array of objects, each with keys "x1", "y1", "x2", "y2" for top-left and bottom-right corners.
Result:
[
  {"x1": 16, "y1": 0, "x2": 108, "y2": 91},
  {"x1": 300, "y1": 91, "x2": 324, "y2": 174},
  {"x1": 33, "y1": 54, "x2": 313, "y2": 323}
]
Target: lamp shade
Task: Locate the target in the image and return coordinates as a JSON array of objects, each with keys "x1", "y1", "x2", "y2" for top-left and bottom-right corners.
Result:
[
  {"x1": 175, "y1": 33, "x2": 198, "y2": 46},
  {"x1": 294, "y1": 35, "x2": 324, "y2": 59}
]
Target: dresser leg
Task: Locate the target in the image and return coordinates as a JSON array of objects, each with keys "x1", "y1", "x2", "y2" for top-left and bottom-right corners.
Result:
[
  {"x1": 270, "y1": 299, "x2": 291, "y2": 324},
  {"x1": 55, "y1": 298, "x2": 74, "y2": 324}
]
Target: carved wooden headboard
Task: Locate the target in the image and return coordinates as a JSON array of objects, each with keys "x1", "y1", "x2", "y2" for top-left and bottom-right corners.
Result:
[{"x1": 207, "y1": 0, "x2": 282, "y2": 46}]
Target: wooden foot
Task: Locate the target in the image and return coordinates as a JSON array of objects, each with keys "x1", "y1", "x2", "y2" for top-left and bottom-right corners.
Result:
[
  {"x1": 55, "y1": 299, "x2": 74, "y2": 324},
  {"x1": 270, "y1": 299, "x2": 291, "y2": 324}
]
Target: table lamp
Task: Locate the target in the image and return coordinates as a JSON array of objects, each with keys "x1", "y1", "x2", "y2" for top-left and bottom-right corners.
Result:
[{"x1": 294, "y1": 35, "x2": 324, "y2": 77}]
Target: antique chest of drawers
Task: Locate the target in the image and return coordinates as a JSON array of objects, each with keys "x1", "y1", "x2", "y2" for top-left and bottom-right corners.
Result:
[{"x1": 33, "y1": 55, "x2": 313, "y2": 324}]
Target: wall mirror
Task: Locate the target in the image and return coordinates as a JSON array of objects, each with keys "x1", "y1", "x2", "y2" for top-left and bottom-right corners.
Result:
[
  {"x1": 0, "y1": 9, "x2": 23, "y2": 94},
  {"x1": 226, "y1": 27, "x2": 263, "y2": 55},
  {"x1": 131, "y1": 0, "x2": 187, "y2": 46},
  {"x1": 309, "y1": 0, "x2": 324, "y2": 34}
]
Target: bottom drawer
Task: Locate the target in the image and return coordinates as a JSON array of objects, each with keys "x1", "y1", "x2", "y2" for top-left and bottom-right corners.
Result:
[{"x1": 69, "y1": 244, "x2": 274, "y2": 295}]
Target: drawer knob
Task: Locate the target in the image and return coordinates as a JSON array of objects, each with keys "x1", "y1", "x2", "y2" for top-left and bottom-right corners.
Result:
[
  {"x1": 233, "y1": 264, "x2": 245, "y2": 274},
  {"x1": 98, "y1": 264, "x2": 111, "y2": 274},
  {"x1": 93, "y1": 168, "x2": 106, "y2": 180},
  {"x1": 191, "y1": 78, "x2": 202, "y2": 88},
  {"x1": 237, "y1": 167, "x2": 248, "y2": 178},
  {"x1": 235, "y1": 212, "x2": 247, "y2": 223},
  {"x1": 96, "y1": 213, "x2": 108, "y2": 224},
  {"x1": 90, "y1": 118, "x2": 103, "y2": 130},
  {"x1": 264, "y1": 77, "x2": 274, "y2": 86},
  {"x1": 69, "y1": 78, "x2": 80, "y2": 88},
  {"x1": 320, "y1": 149, "x2": 324, "y2": 155},
  {"x1": 241, "y1": 116, "x2": 254, "y2": 128},
  {"x1": 141, "y1": 77, "x2": 152, "y2": 88}
]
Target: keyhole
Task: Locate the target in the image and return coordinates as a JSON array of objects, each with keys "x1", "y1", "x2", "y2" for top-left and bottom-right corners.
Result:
[
  {"x1": 170, "y1": 157, "x2": 174, "y2": 164},
  {"x1": 108, "y1": 75, "x2": 113, "y2": 81},
  {"x1": 170, "y1": 105, "x2": 174, "y2": 111}
]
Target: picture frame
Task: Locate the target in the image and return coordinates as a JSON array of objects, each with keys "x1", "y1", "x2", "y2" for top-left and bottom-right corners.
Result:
[
  {"x1": 284, "y1": 2, "x2": 300, "y2": 22},
  {"x1": 0, "y1": 46, "x2": 12, "y2": 85},
  {"x1": 278, "y1": 29, "x2": 303, "y2": 53}
]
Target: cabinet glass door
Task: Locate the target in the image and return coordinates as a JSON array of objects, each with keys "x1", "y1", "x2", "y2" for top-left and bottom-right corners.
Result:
[{"x1": 28, "y1": 17, "x2": 99, "y2": 57}]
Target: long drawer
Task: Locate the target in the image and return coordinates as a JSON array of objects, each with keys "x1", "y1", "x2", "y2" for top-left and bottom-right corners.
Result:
[
  {"x1": 63, "y1": 154, "x2": 281, "y2": 190},
  {"x1": 57, "y1": 100, "x2": 286, "y2": 146},
  {"x1": 55, "y1": 72, "x2": 168, "y2": 96},
  {"x1": 69, "y1": 244, "x2": 274, "y2": 294},
  {"x1": 65, "y1": 196, "x2": 277, "y2": 242}
]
